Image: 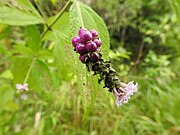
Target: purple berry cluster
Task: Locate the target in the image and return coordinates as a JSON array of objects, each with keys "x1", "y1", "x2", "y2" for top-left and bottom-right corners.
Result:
[
  {"x1": 72, "y1": 28, "x2": 102, "y2": 63},
  {"x1": 71, "y1": 27, "x2": 138, "y2": 107}
]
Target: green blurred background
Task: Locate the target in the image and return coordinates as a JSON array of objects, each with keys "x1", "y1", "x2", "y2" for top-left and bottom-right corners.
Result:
[{"x1": 0, "y1": 0, "x2": 180, "y2": 134}]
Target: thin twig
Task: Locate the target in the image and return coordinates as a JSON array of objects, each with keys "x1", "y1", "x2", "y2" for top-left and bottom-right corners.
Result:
[
  {"x1": 121, "y1": 26, "x2": 127, "y2": 46},
  {"x1": 135, "y1": 35, "x2": 145, "y2": 66},
  {"x1": 128, "y1": 35, "x2": 145, "y2": 74},
  {"x1": 40, "y1": 0, "x2": 73, "y2": 38},
  {"x1": 23, "y1": 58, "x2": 36, "y2": 84}
]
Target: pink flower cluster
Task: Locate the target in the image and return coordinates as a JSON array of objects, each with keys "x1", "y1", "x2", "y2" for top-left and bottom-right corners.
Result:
[
  {"x1": 16, "y1": 83, "x2": 28, "y2": 100},
  {"x1": 113, "y1": 81, "x2": 138, "y2": 107}
]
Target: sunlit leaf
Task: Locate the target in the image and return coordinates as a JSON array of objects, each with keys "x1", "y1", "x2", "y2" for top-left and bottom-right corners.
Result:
[{"x1": 0, "y1": 5, "x2": 44, "y2": 25}]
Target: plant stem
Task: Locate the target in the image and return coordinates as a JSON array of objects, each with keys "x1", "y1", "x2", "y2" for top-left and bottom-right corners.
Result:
[
  {"x1": 41, "y1": 0, "x2": 73, "y2": 38},
  {"x1": 135, "y1": 35, "x2": 145, "y2": 66},
  {"x1": 128, "y1": 35, "x2": 145, "y2": 74},
  {"x1": 34, "y1": 0, "x2": 50, "y2": 31},
  {"x1": 23, "y1": 58, "x2": 36, "y2": 84},
  {"x1": 34, "y1": 0, "x2": 48, "y2": 21}
]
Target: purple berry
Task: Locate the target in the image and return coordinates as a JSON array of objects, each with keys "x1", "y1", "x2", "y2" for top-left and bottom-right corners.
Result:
[
  {"x1": 90, "y1": 52, "x2": 100, "y2": 62},
  {"x1": 79, "y1": 30, "x2": 92, "y2": 43},
  {"x1": 78, "y1": 28, "x2": 88, "y2": 36},
  {"x1": 79, "y1": 54, "x2": 87, "y2": 63},
  {"x1": 72, "y1": 36, "x2": 81, "y2": 47},
  {"x1": 86, "y1": 41, "x2": 97, "y2": 52},
  {"x1": 90, "y1": 29, "x2": 98, "y2": 38},
  {"x1": 93, "y1": 38, "x2": 102, "y2": 47},
  {"x1": 76, "y1": 43, "x2": 87, "y2": 55}
]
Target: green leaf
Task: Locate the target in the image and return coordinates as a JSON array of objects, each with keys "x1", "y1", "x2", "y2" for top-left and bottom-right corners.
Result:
[
  {"x1": 0, "y1": 81, "x2": 14, "y2": 112},
  {"x1": 12, "y1": 57, "x2": 32, "y2": 83},
  {"x1": 44, "y1": 12, "x2": 70, "y2": 40},
  {"x1": 28, "y1": 60, "x2": 53, "y2": 96},
  {"x1": 13, "y1": 45, "x2": 33, "y2": 58},
  {"x1": 168, "y1": 0, "x2": 180, "y2": 24},
  {"x1": 70, "y1": 1, "x2": 87, "y2": 114},
  {"x1": 70, "y1": 1, "x2": 110, "y2": 120},
  {"x1": 70, "y1": 1, "x2": 110, "y2": 60},
  {"x1": 0, "y1": 25, "x2": 11, "y2": 40},
  {"x1": 0, "y1": 70, "x2": 14, "y2": 80},
  {"x1": 80, "y1": 3, "x2": 110, "y2": 60},
  {"x1": 37, "y1": 49, "x2": 54, "y2": 61},
  {"x1": 83, "y1": 74, "x2": 102, "y2": 121},
  {"x1": 53, "y1": 32, "x2": 75, "y2": 81},
  {"x1": 0, "y1": 0, "x2": 42, "y2": 18},
  {"x1": 0, "y1": 5, "x2": 44, "y2": 26},
  {"x1": 43, "y1": 11, "x2": 75, "y2": 81},
  {"x1": 26, "y1": 25, "x2": 41, "y2": 53},
  {"x1": 15, "y1": 0, "x2": 43, "y2": 18}
]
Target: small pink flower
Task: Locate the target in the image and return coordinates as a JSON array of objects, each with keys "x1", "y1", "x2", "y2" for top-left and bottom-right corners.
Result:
[
  {"x1": 21, "y1": 94, "x2": 27, "y2": 100},
  {"x1": 113, "y1": 81, "x2": 138, "y2": 107},
  {"x1": 16, "y1": 83, "x2": 29, "y2": 100},
  {"x1": 16, "y1": 84, "x2": 23, "y2": 91},
  {"x1": 16, "y1": 83, "x2": 28, "y2": 93}
]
